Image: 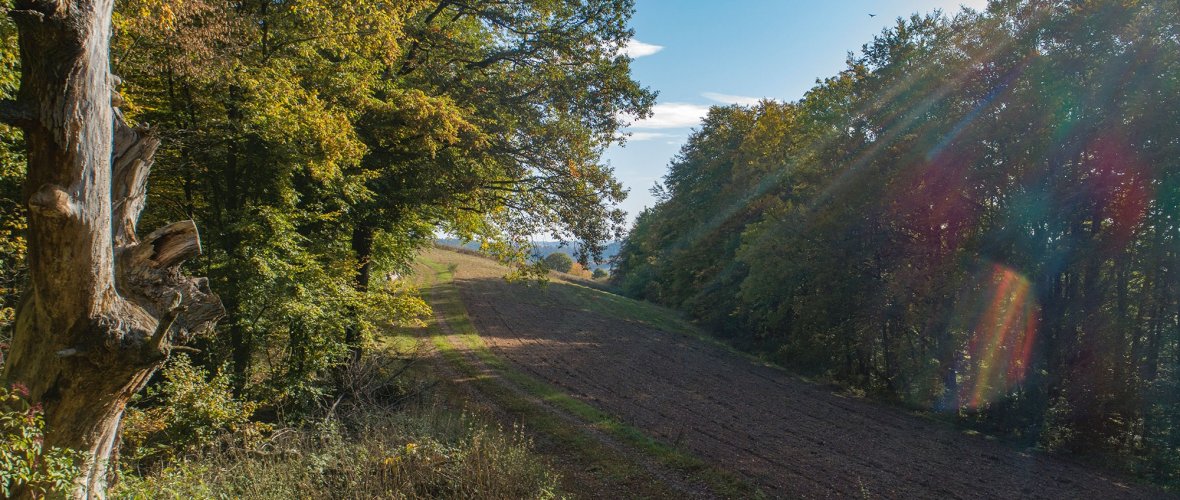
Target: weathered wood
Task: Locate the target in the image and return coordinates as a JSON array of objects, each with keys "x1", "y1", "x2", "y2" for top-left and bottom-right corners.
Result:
[
  {"x1": 118, "y1": 219, "x2": 222, "y2": 346},
  {"x1": 111, "y1": 110, "x2": 158, "y2": 247},
  {"x1": 1, "y1": 0, "x2": 224, "y2": 497},
  {"x1": 139, "y1": 220, "x2": 202, "y2": 268}
]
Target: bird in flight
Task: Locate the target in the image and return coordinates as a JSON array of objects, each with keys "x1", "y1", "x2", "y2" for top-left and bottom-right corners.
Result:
[{"x1": 869, "y1": 13, "x2": 877, "y2": 17}]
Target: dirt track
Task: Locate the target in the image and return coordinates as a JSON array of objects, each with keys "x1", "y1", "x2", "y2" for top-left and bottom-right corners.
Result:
[{"x1": 427, "y1": 249, "x2": 1170, "y2": 499}]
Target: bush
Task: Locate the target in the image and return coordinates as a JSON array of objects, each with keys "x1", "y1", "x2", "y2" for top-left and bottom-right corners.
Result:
[
  {"x1": 115, "y1": 343, "x2": 561, "y2": 499},
  {"x1": 121, "y1": 356, "x2": 269, "y2": 468},
  {"x1": 542, "y1": 252, "x2": 573, "y2": 273},
  {"x1": 0, "y1": 383, "x2": 85, "y2": 498},
  {"x1": 327, "y1": 347, "x2": 431, "y2": 412},
  {"x1": 113, "y1": 409, "x2": 561, "y2": 499},
  {"x1": 591, "y1": 268, "x2": 608, "y2": 280}
]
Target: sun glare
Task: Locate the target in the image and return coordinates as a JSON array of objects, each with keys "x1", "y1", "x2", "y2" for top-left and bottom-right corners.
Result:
[{"x1": 954, "y1": 264, "x2": 1039, "y2": 411}]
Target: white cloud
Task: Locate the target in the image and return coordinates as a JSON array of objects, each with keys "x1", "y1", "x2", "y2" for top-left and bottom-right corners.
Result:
[
  {"x1": 702, "y1": 92, "x2": 764, "y2": 106},
  {"x1": 624, "y1": 102, "x2": 711, "y2": 129},
  {"x1": 622, "y1": 131, "x2": 677, "y2": 141},
  {"x1": 621, "y1": 39, "x2": 664, "y2": 58}
]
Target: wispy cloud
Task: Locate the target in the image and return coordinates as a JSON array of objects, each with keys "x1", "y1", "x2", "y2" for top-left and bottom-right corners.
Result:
[
  {"x1": 621, "y1": 39, "x2": 664, "y2": 58},
  {"x1": 624, "y1": 102, "x2": 711, "y2": 129},
  {"x1": 620, "y1": 131, "x2": 677, "y2": 141},
  {"x1": 702, "y1": 92, "x2": 764, "y2": 106}
]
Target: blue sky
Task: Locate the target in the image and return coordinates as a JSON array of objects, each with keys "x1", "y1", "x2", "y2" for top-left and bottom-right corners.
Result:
[{"x1": 607, "y1": 0, "x2": 990, "y2": 226}]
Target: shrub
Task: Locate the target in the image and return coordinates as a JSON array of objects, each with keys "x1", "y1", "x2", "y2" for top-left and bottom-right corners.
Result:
[
  {"x1": 567, "y1": 262, "x2": 593, "y2": 279},
  {"x1": 115, "y1": 342, "x2": 561, "y2": 499},
  {"x1": 591, "y1": 268, "x2": 608, "y2": 280},
  {"x1": 0, "y1": 383, "x2": 85, "y2": 498},
  {"x1": 327, "y1": 347, "x2": 431, "y2": 413},
  {"x1": 121, "y1": 356, "x2": 269, "y2": 468},
  {"x1": 113, "y1": 409, "x2": 561, "y2": 499}
]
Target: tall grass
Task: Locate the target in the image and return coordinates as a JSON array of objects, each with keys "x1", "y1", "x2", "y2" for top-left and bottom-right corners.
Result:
[
  {"x1": 113, "y1": 407, "x2": 560, "y2": 499},
  {"x1": 113, "y1": 348, "x2": 562, "y2": 499}
]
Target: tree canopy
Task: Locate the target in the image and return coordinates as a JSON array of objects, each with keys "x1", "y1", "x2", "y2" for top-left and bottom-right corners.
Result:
[
  {"x1": 95, "y1": 0, "x2": 654, "y2": 405},
  {"x1": 0, "y1": 0, "x2": 653, "y2": 468},
  {"x1": 544, "y1": 252, "x2": 575, "y2": 273},
  {"x1": 613, "y1": 0, "x2": 1180, "y2": 484}
]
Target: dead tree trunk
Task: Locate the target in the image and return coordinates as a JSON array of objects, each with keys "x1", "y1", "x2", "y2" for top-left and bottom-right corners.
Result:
[{"x1": 1, "y1": 1, "x2": 223, "y2": 497}]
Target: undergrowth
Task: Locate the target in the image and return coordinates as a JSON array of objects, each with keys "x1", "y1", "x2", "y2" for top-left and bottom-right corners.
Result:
[
  {"x1": 0, "y1": 383, "x2": 85, "y2": 498},
  {"x1": 113, "y1": 408, "x2": 560, "y2": 500},
  {"x1": 113, "y1": 344, "x2": 562, "y2": 499}
]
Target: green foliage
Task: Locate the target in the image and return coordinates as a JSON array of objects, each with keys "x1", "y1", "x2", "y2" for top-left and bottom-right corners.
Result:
[
  {"x1": 113, "y1": 409, "x2": 560, "y2": 500},
  {"x1": 121, "y1": 356, "x2": 269, "y2": 468},
  {"x1": 591, "y1": 268, "x2": 608, "y2": 280},
  {"x1": 614, "y1": 0, "x2": 1180, "y2": 486},
  {"x1": 103, "y1": 0, "x2": 652, "y2": 412},
  {"x1": 1139, "y1": 381, "x2": 1180, "y2": 486},
  {"x1": 542, "y1": 252, "x2": 575, "y2": 273},
  {"x1": 3, "y1": 1, "x2": 650, "y2": 493},
  {"x1": 0, "y1": 16, "x2": 24, "y2": 338},
  {"x1": 0, "y1": 384, "x2": 85, "y2": 498}
]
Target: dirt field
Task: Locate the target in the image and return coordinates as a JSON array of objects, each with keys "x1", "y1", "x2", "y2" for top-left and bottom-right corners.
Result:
[
  {"x1": 413, "y1": 257, "x2": 705, "y2": 499},
  {"x1": 423, "y1": 248, "x2": 1170, "y2": 499}
]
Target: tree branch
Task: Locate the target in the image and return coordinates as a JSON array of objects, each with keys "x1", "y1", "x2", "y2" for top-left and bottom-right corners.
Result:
[
  {"x1": 118, "y1": 220, "x2": 223, "y2": 349},
  {"x1": 147, "y1": 292, "x2": 183, "y2": 357},
  {"x1": 112, "y1": 109, "x2": 160, "y2": 247},
  {"x1": 396, "y1": 0, "x2": 454, "y2": 77},
  {"x1": 142, "y1": 220, "x2": 203, "y2": 267}
]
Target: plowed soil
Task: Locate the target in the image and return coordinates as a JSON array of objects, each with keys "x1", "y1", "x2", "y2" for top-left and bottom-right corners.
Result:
[{"x1": 425, "y1": 248, "x2": 1170, "y2": 499}]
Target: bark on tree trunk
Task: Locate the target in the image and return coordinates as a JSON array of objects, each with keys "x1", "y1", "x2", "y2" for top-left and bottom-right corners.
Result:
[
  {"x1": 344, "y1": 222, "x2": 376, "y2": 361},
  {"x1": 1, "y1": 1, "x2": 223, "y2": 498}
]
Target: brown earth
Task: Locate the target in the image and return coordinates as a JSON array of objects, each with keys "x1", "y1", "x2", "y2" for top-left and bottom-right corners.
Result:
[
  {"x1": 414, "y1": 259, "x2": 703, "y2": 499},
  {"x1": 424, "y1": 248, "x2": 1172, "y2": 499}
]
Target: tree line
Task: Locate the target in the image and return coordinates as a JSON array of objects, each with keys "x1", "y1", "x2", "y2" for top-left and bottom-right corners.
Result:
[
  {"x1": 613, "y1": 0, "x2": 1180, "y2": 484},
  {"x1": 0, "y1": 0, "x2": 651, "y2": 494}
]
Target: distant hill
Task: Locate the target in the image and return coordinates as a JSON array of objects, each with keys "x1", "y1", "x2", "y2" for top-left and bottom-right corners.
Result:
[{"x1": 435, "y1": 239, "x2": 620, "y2": 270}]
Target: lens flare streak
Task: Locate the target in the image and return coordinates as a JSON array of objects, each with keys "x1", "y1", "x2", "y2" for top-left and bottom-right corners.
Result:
[{"x1": 959, "y1": 264, "x2": 1038, "y2": 410}]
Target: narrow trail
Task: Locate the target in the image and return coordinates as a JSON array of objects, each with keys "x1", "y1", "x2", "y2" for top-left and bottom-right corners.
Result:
[{"x1": 423, "y1": 248, "x2": 1172, "y2": 499}]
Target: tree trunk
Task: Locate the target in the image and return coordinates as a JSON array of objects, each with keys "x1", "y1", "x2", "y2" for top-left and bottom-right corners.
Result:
[
  {"x1": 344, "y1": 222, "x2": 375, "y2": 361},
  {"x1": 1, "y1": 1, "x2": 223, "y2": 497}
]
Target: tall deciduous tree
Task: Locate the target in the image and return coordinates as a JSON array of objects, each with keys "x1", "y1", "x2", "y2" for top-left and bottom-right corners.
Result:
[
  {"x1": 108, "y1": 0, "x2": 653, "y2": 388},
  {"x1": 615, "y1": 0, "x2": 1180, "y2": 483},
  {"x1": 1, "y1": 0, "x2": 222, "y2": 495}
]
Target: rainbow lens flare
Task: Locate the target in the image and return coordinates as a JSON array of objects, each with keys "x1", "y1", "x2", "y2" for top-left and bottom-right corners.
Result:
[{"x1": 953, "y1": 264, "x2": 1039, "y2": 411}]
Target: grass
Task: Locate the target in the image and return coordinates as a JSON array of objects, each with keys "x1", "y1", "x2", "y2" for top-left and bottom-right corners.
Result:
[
  {"x1": 113, "y1": 407, "x2": 561, "y2": 500},
  {"x1": 416, "y1": 255, "x2": 760, "y2": 498}
]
